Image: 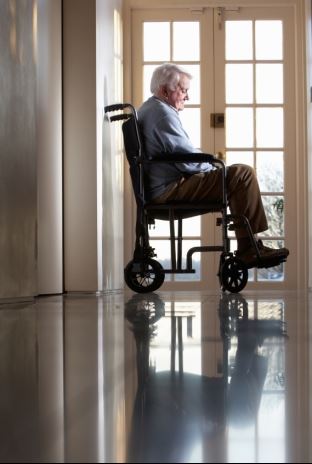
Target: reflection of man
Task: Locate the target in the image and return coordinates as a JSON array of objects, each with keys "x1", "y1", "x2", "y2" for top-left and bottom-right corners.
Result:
[
  {"x1": 125, "y1": 294, "x2": 226, "y2": 463},
  {"x1": 138, "y1": 63, "x2": 289, "y2": 268},
  {"x1": 228, "y1": 332, "x2": 269, "y2": 426}
]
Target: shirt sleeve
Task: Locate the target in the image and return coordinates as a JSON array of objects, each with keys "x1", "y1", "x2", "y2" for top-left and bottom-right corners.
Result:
[{"x1": 153, "y1": 113, "x2": 213, "y2": 174}]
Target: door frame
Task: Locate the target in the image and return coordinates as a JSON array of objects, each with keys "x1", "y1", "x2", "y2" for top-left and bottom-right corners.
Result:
[{"x1": 123, "y1": 0, "x2": 309, "y2": 291}]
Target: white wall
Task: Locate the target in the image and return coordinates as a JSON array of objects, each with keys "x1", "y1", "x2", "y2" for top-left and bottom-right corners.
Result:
[
  {"x1": 96, "y1": 0, "x2": 124, "y2": 291},
  {"x1": 37, "y1": 0, "x2": 63, "y2": 295}
]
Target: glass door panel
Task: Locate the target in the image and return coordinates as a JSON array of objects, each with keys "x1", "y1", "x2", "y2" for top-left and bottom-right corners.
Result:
[
  {"x1": 131, "y1": 5, "x2": 298, "y2": 290},
  {"x1": 226, "y1": 64, "x2": 253, "y2": 104},
  {"x1": 143, "y1": 22, "x2": 170, "y2": 61},
  {"x1": 132, "y1": 9, "x2": 211, "y2": 288},
  {"x1": 172, "y1": 22, "x2": 200, "y2": 61},
  {"x1": 226, "y1": 21, "x2": 253, "y2": 60},
  {"x1": 226, "y1": 108, "x2": 254, "y2": 147},
  {"x1": 256, "y1": 64, "x2": 283, "y2": 104},
  {"x1": 255, "y1": 20, "x2": 283, "y2": 60},
  {"x1": 214, "y1": 9, "x2": 295, "y2": 285}
]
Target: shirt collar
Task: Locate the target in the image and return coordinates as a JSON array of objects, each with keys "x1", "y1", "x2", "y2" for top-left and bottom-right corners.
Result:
[{"x1": 152, "y1": 96, "x2": 179, "y2": 114}]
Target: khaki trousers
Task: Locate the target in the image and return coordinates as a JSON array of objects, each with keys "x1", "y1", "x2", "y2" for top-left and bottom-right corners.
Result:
[{"x1": 153, "y1": 164, "x2": 268, "y2": 239}]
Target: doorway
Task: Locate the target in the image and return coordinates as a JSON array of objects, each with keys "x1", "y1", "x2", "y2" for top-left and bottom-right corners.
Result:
[{"x1": 126, "y1": 4, "x2": 306, "y2": 291}]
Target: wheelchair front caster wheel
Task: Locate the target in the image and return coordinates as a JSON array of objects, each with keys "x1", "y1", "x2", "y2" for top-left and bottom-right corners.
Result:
[
  {"x1": 220, "y1": 257, "x2": 248, "y2": 293},
  {"x1": 124, "y1": 258, "x2": 165, "y2": 293}
]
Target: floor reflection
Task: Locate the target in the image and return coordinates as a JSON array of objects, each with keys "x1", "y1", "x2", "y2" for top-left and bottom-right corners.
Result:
[
  {"x1": 125, "y1": 293, "x2": 288, "y2": 463},
  {"x1": 0, "y1": 291, "x2": 310, "y2": 463}
]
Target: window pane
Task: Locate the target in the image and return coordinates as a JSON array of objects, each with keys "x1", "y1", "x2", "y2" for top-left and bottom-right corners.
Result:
[
  {"x1": 149, "y1": 219, "x2": 170, "y2": 238},
  {"x1": 226, "y1": 151, "x2": 254, "y2": 167},
  {"x1": 150, "y1": 239, "x2": 171, "y2": 282},
  {"x1": 226, "y1": 21, "x2": 253, "y2": 60},
  {"x1": 173, "y1": 22, "x2": 200, "y2": 61},
  {"x1": 261, "y1": 196, "x2": 284, "y2": 237},
  {"x1": 230, "y1": 240, "x2": 255, "y2": 281},
  {"x1": 143, "y1": 64, "x2": 157, "y2": 100},
  {"x1": 175, "y1": 240, "x2": 201, "y2": 281},
  {"x1": 256, "y1": 64, "x2": 283, "y2": 104},
  {"x1": 150, "y1": 239, "x2": 171, "y2": 261},
  {"x1": 149, "y1": 217, "x2": 201, "y2": 238},
  {"x1": 150, "y1": 239, "x2": 201, "y2": 282},
  {"x1": 226, "y1": 64, "x2": 253, "y2": 104},
  {"x1": 257, "y1": 151, "x2": 284, "y2": 192},
  {"x1": 226, "y1": 108, "x2": 254, "y2": 148},
  {"x1": 256, "y1": 108, "x2": 283, "y2": 148},
  {"x1": 177, "y1": 216, "x2": 201, "y2": 236},
  {"x1": 180, "y1": 108, "x2": 201, "y2": 148},
  {"x1": 257, "y1": 240, "x2": 285, "y2": 281},
  {"x1": 144, "y1": 22, "x2": 170, "y2": 61},
  {"x1": 256, "y1": 21, "x2": 283, "y2": 60}
]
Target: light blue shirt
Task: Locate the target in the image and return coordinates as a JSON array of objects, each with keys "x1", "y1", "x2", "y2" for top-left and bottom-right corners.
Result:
[{"x1": 138, "y1": 96, "x2": 213, "y2": 200}]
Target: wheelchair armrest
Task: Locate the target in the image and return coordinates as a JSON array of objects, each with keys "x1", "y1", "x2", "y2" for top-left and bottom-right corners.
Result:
[{"x1": 144, "y1": 153, "x2": 225, "y2": 169}]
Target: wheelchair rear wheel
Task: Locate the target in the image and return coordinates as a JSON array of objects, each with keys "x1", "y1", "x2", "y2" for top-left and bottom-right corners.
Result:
[
  {"x1": 220, "y1": 257, "x2": 248, "y2": 293},
  {"x1": 124, "y1": 258, "x2": 165, "y2": 293}
]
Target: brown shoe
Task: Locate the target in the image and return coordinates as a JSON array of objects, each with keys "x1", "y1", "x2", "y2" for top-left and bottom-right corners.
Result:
[
  {"x1": 257, "y1": 240, "x2": 289, "y2": 259},
  {"x1": 236, "y1": 242, "x2": 289, "y2": 269}
]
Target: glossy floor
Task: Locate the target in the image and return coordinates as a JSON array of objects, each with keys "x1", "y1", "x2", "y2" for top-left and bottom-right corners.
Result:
[{"x1": 0, "y1": 290, "x2": 311, "y2": 463}]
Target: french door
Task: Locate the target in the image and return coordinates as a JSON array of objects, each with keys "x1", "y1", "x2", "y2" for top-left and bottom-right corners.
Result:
[{"x1": 129, "y1": 5, "x2": 301, "y2": 291}]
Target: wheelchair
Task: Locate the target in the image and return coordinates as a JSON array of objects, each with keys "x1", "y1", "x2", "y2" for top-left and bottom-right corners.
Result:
[{"x1": 105, "y1": 103, "x2": 286, "y2": 294}]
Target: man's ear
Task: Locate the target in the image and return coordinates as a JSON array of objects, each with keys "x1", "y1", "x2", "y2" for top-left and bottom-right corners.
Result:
[{"x1": 160, "y1": 85, "x2": 168, "y2": 98}]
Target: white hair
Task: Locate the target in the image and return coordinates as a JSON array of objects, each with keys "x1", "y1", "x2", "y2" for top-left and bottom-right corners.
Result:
[{"x1": 150, "y1": 63, "x2": 192, "y2": 95}]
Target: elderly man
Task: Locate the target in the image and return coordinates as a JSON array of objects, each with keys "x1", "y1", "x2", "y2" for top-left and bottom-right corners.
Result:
[{"x1": 137, "y1": 63, "x2": 289, "y2": 268}]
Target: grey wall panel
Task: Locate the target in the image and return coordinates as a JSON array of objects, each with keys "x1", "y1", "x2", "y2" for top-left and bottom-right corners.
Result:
[
  {"x1": 63, "y1": 0, "x2": 98, "y2": 292},
  {"x1": 37, "y1": 0, "x2": 63, "y2": 295},
  {"x1": 0, "y1": 0, "x2": 37, "y2": 299}
]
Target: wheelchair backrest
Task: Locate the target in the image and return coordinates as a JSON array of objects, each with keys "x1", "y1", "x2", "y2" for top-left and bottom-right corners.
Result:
[
  {"x1": 122, "y1": 115, "x2": 141, "y2": 163},
  {"x1": 122, "y1": 115, "x2": 144, "y2": 205}
]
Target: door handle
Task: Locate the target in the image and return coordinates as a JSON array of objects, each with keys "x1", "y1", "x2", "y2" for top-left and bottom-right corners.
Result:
[{"x1": 217, "y1": 151, "x2": 226, "y2": 162}]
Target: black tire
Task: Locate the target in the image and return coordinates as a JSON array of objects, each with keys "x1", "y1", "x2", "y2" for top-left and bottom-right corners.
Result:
[
  {"x1": 220, "y1": 257, "x2": 248, "y2": 293},
  {"x1": 219, "y1": 292, "x2": 248, "y2": 317},
  {"x1": 124, "y1": 259, "x2": 165, "y2": 293},
  {"x1": 125, "y1": 293, "x2": 165, "y2": 326}
]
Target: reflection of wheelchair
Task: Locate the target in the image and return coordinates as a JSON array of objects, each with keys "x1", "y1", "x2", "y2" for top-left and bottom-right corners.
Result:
[
  {"x1": 218, "y1": 293, "x2": 287, "y2": 427},
  {"x1": 124, "y1": 293, "x2": 287, "y2": 461},
  {"x1": 105, "y1": 103, "x2": 286, "y2": 294},
  {"x1": 219, "y1": 293, "x2": 287, "y2": 341}
]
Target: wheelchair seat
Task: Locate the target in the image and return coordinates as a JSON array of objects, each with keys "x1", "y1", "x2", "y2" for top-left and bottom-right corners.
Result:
[{"x1": 105, "y1": 103, "x2": 286, "y2": 294}]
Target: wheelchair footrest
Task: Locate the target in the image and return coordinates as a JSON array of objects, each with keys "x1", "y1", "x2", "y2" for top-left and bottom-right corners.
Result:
[{"x1": 255, "y1": 256, "x2": 287, "y2": 269}]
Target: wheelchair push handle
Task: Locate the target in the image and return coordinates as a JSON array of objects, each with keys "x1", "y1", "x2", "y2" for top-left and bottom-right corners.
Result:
[
  {"x1": 105, "y1": 103, "x2": 136, "y2": 114},
  {"x1": 105, "y1": 103, "x2": 128, "y2": 113},
  {"x1": 110, "y1": 114, "x2": 132, "y2": 122}
]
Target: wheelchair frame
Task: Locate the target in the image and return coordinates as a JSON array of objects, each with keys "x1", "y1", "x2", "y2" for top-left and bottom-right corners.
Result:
[{"x1": 105, "y1": 103, "x2": 285, "y2": 294}]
